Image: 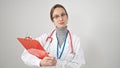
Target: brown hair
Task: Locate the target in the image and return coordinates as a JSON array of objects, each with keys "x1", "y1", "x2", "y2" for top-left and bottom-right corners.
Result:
[{"x1": 50, "y1": 4, "x2": 68, "y2": 22}]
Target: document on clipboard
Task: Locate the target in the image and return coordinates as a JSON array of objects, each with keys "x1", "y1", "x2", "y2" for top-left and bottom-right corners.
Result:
[{"x1": 17, "y1": 38, "x2": 48, "y2": 59}]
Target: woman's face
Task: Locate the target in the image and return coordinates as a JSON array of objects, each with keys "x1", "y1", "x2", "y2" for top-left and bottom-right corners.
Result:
[{"x1": 52, "y1": 7, "x2": 68, "y2": 28}]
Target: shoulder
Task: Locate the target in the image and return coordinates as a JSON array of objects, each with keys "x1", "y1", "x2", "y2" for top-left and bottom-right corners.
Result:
[
  {"x1": 35, "y1": 33, "x2": 48, "y2": 41},
  {"x1": 35, "y1": 33, "x2": 49, "y2": 45},
  {"x1": 69, "y1": 31, "x2": 81, "y2": 47},
  {"x1": 68, "y1": 28, "x2": 80, "y2": 41},
  {"x1": 70, "y1": 32, "x2": 80, "y2": 42},
  {"x1": 71, "y1": 34, "x2": 81, "y2": 47},
  {"x1": 35, "y1": 30, "x2": 55, "y2": 44}
]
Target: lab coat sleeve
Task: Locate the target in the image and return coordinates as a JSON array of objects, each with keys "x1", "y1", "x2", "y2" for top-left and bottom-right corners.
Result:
[
  {"x1": 21, "y1": 34, "x2": 48, "y2": 67},
  {"x1": 56, "y1": 36, "x2": 85, "y2": 68},
  {"x1": 56, "y1": 49, "x2": 85, "y2": 68},
  {"x1": 21, "y1": 50, "x2": 41, "y2": 67}
]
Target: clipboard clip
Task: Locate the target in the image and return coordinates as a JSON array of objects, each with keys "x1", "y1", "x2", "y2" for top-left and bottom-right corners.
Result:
[{"x1": 25, "y1": 33, "x2": 32, "y2": 39}]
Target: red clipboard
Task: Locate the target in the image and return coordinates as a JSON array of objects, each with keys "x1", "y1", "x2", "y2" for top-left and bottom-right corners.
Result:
[{"x1": 17, "y1": 38, "x2": 48, "y2": 59}]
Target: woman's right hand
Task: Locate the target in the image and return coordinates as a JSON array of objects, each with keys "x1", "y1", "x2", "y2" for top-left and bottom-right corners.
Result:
[{"x1": 40, "y1": 56, "x2": 57, "y2": 66}]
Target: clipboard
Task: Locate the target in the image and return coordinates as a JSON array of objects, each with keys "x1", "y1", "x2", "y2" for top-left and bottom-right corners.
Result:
[{"x1": 17, "y1": 38, "x2": 48, "y2": 59}]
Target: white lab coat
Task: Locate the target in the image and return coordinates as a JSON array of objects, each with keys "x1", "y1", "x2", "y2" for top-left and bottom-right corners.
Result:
[{"x1": 21, "y1": 30, "x2": 85, "y2": 68}]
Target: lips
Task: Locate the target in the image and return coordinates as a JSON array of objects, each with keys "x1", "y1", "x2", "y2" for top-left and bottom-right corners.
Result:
[{"x1": 58, "y1": 22, "x2": 64, "y2": 24}]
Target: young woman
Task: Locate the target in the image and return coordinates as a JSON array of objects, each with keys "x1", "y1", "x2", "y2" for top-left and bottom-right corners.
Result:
[{"x1": 21, "y1": 4, "x2": 85, "y2": 68}]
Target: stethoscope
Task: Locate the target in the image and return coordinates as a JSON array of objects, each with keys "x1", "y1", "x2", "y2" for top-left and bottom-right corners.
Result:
[{"x1": 46, "y1": 29, "x2": 75, "y2": 59}]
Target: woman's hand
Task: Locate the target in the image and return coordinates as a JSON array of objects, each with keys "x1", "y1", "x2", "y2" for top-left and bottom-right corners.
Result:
[{"x1": 40, "y1": 56, "x2": 57, "y2": 66}]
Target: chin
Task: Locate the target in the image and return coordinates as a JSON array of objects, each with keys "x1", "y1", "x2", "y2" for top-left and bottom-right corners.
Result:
[{"x1": 58, "y1": 26, "x2": 66, "y2": 28}]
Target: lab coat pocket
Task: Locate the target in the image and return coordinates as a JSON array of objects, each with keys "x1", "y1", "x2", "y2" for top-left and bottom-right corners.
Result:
[{"x1": 65, "y1": 53, "x2": 75, "y2": 61}]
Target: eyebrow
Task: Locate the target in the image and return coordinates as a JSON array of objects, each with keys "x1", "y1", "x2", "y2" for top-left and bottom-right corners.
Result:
[{"x1": 53, "y1": 12, "x2": 66, "y2": 16}]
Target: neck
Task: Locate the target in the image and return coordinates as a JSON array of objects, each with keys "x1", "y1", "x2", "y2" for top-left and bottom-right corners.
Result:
[
  {"x1": 56, "y1": 26, "x2": 67, "y2": 35},
  {"x1": 56, "y1": 26, "x2": 67, "y2": 47}
]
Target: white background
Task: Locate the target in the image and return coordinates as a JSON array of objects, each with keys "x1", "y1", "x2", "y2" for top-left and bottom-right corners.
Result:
[{"x1": 0, "y1": 0, "x2": 120, "y2": 68}]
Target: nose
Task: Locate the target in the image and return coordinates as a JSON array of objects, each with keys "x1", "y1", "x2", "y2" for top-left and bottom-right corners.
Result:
[{"x1": 59, "y1": 16, "x2": 63, "y2": 21}]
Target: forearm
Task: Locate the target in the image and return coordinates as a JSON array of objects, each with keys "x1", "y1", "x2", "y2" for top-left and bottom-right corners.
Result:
[
  {"x1": 56, "y1": 60, "x2": 81, "y2": 68},
  {"x1": 56, "y1": 48, "x2": 85, "y2": 68}
]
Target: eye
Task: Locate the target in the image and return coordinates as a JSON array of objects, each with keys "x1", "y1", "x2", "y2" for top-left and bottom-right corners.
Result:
[
  {"x1": 61, "y1": 13, "x2": 66, "y2": 17},
  {"x1": 53, "y1": 15, "x2": 59, "y2": 19}
]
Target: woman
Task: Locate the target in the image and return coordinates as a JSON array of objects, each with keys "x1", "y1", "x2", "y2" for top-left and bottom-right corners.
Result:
[{"x1": 21, "y1": 4, "x2": 85, "y2": 68}]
